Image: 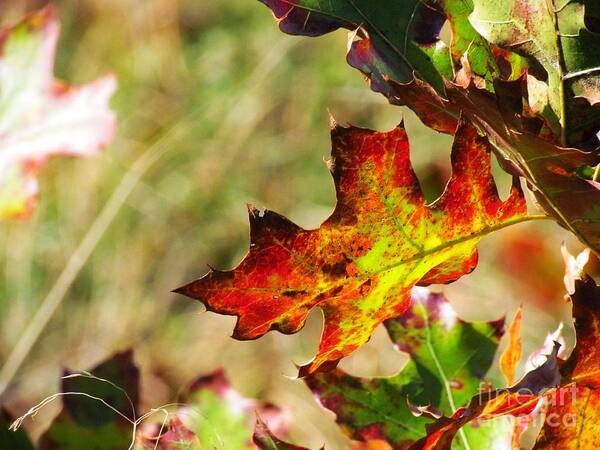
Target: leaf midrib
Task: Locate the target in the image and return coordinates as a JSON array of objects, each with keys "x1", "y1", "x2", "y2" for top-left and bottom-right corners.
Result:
[
  {"x1": 323, "y1": 380, "x2": 426, "y2": 437},
  {"x1": 418, "y1": 295, "x2": 472, "y2": 450},
  {"x1": 203, "y1": 214, "x2": 546, "y2": 297}
]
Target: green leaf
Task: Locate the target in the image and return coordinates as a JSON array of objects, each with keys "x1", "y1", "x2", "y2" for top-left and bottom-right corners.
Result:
[
  {"x1": 427, "y1": 0, "x2": 527, "y2": 84},
  {"x1": 416, "y1": 251, "x2": 600, "y2": 449},
  {"x1": 182, "y1": 371, "x2": 258, "y2": 450},
  {"x1": 258, "y1": 0, "x2": 453, "y2": 93},
  {"x1": 469, "y1": 0, "x2": 600, "y2": 144},
  {"x1": 445, "y1": 79, "x2": 600, "y2": 254},
  {"x1": 412, "y1": 343, "x2": 561, "y2": 449},
  {"x1": 305, "y1": 288, "x2": 506, "y2": 449},
  {"x1": 386, "y1": 289, "x2": 503, "y2": 416}
]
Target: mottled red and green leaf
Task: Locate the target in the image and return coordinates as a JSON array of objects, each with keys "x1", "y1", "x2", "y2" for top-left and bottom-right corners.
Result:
[
  {"x1": 306, "y1": 288, "x2": 508, "y2": 449},
  {"x1": 176, "y1": 120, "x2": 527, "y2": 375},
  {"x1": 176, "y1": 118, "x2": 526, "y2": 375}
]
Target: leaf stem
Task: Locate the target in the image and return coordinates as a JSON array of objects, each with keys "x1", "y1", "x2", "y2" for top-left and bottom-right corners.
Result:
[{"x1": 418, "y1": 295, "x2": 471, "y2": 450}]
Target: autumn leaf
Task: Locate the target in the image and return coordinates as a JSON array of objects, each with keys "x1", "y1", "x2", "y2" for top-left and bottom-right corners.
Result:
[
  {"x1": 258, "y1": 0, "x2": 453, "y2": 94},
  {"x1": 346, "y1": 37, "x2": 459, "y2": 134},
  {"x1": 257, "y1": 0, "x2": 529, "y2": 101},
  {"x1": 469, "y1": 0, "x2": 600, "y2": 143},
  {"x1": 499, "y1": 306, "x2": 523, "y2": 386},
  {"x1": 533, "y1": 271, "x2": 600, "y2": 449},
  {"x1": 258, "y1": 0, "x2": 530, "y2": 134},
  {"x1": 0, "y1": 5, "x2": 116, "y2": 219},
  {"x1": 409, "y1": 250, "x2": 599, "y2": 449},
  {"x1": 411, "y1": 342, "x2": 561, "y2": 450},
  {"x1": 423, "y1": 262, "x2": 600, "y2": 450},
  {"x1": 384, "y1": 289, "x2": 511, "y2": 449},
  {"x1": 260, "y1": 2, "x2": 519, "y2": 138},
  {"x1": 175, "y1": 119, "x2": 529, "y2": 375},
  {"x1": 445, "y1": 78, "x2": 600, "y2": 254},
  {"x1": 305, "y1": 287, "x2": 511, "y2": 449}
]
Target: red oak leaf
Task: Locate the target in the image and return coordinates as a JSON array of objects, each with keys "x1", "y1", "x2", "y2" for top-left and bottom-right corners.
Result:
[{"x1": 175, "y1": 119, "x2": 528, "y2": 375}]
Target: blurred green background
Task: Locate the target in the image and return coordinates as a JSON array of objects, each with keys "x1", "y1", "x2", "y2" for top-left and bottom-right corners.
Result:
[{"x1": 0, "y1": 1, "x2": 583, "y2": 448}]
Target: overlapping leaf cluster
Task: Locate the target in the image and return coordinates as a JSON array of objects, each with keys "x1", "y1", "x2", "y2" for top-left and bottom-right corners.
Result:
[
  {"x1": 256, "y1": 0, "x2": 600, "y2": 250},
  {"x1": 176, "y1": 0, "x2": 599, "y2": 379},
  {"x1": 9, "y1": 267, "x2": 597, "y2": 449},
  {"x1": 3, "y1": 1, "x2": 600, "y2": 449},
  {"x1": 254, "y1": 255, "x2": 600, "y2": 449},
  {"x1": 174, "y1": 1, "x2": 600, "y2": 448}
]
